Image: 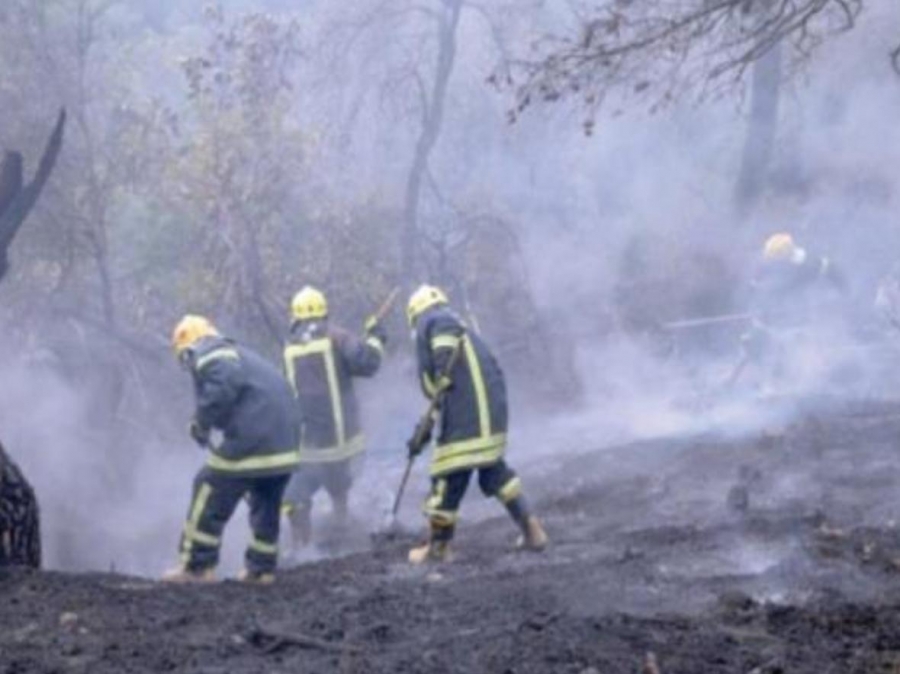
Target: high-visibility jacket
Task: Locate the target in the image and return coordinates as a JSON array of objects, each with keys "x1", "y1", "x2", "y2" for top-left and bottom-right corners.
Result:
[
  {"x1": 190, "y1": 336, "x2": 301, "y2": 477},
  {"x1": 414, "y1": 306, "x2": 508, "y2": 477},
  {"x1": 283, "y1": 322, "x2": 383, "y2": 463}
]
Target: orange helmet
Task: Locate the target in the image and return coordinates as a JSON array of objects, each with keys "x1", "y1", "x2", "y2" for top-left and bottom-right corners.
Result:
[
  {"x1": 763, "y1": 233, "x2": 796, "y2": 262},
  {"x1": 171, "y1": 315, "x2": 219, "y2": 355}
]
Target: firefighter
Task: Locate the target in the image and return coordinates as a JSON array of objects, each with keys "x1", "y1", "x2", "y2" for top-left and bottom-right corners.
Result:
[
  {"x1": 405, "y1": 285, "x2": 547, "y2": 564},
  {"x1": 163, "y1": 315, "x2": 301, "y2": 584},
  {"x1": 281, "y1": 286, "x2": 386, "y2": 551},
  {"x1": 738, "y1": 233, "x2": 848, "y2": 371}
]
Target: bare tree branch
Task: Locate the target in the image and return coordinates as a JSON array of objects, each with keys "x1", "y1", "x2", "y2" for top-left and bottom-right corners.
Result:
[
  {"x1": 0, "y1": 109, "x2": 65, "y2": 281},
  {"x1": 503, "y1": 0, "x2": 865, "y2": 124}
]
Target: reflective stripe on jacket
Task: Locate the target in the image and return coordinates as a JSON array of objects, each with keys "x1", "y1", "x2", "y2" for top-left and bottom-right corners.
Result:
[
  {"x1": 415, "y1": 307, "x2": 508, "y2": 477},
  {"x1": 190, "y1": 337, "x2": 301, "y2": 477},
  {"x1": 283, "y1": 322, "x2": 382, "y2": 463}
]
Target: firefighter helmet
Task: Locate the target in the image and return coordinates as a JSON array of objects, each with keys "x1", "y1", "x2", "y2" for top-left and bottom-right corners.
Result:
[
  {"x1": 291, "y1": 286, "x2": 328, "y2": 321},
  {"x1": 171, "y1": 315, "x2": 219, "y2": 355},
  {"x1": 407, "y1": 285, "x2": 448, "y2": 327},
  {"x1": 763, "y1": 233, "x2": 796, "y2": 262}
]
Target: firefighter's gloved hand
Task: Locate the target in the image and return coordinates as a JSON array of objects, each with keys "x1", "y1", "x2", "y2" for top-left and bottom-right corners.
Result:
[
  {"x1": 189, "y1": 420, "x2": 211, "y2": 448},
  {"x1": 434, "y1": 375, "x2": 453, "y2": 394},
  {"x1": 365, "y1": 315, "x2": 388, "y2": 346},
  {"x1": 407, "y1": 416, "x2": 434, "y2": 458}
]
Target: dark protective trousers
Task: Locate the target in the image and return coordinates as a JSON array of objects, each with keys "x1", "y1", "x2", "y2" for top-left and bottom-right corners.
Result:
[
  {"x1": 282, "y1": 459, "x2": 355, "y2": 512},
  {"x1": 424, "y1": 459, "x2": 523, "y2": 542},
  {"x1": 179, "y1": 467, "x2": 291, "y2": 574}
]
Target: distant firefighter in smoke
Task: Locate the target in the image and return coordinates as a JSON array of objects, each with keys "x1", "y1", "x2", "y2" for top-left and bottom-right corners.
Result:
[
  {"x1": 752, "y1": 232, "x2": 846, "y2": 319},
  {"x1": 731, "y1": 232, "x2": 848, "y2": 386},
  {"x1": 0, "y1": 442, "x2": 41, "y2": 568},
  {"x1": 404, "y1": 285, "x2": 548, "y2": 564},
  {"x1": 163, "y1": 315, "x2": 301, "y2": 584}
]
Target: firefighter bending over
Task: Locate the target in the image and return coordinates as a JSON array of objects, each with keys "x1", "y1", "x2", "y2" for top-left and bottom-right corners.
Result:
[
  {"x1": 405, "y1": 285, "x2": 547, "y2": 564},
  {"x1": 163, "y1": 315, "x2": 301, "y2": 584},
  {"x1": 281, "y1": 286, "x2": 386, "y2": 552}
]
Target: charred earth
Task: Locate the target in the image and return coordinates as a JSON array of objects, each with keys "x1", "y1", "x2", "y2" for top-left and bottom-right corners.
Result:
[{"x1": 4, "y1": 401, "x2": 900, "y2": 673}]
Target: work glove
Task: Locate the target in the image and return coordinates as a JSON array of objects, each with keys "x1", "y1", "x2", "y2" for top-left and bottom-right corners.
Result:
[
  {"x1": 189, "y1": 419, "x2": 211, "y2": 448},
  {"x1": 406, "y1": 415, "x2": 435, "y2": 459},
  {"x1": 364, "y1": 315, "x2": 388, "y2": 346},
  {"x1": 434, "y1": 375, "x2": 453, "y2": 394}
]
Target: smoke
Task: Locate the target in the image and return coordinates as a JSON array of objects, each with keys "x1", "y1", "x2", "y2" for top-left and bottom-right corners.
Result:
[{"x1": 0, "y1": 0, "x2": 898, "y2": 580}]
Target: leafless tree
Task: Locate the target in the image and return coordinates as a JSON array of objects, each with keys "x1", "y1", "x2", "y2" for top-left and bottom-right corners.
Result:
[
  {"x1": 401, "y1": 0, "x2": 464, "y2": 287},
  {"x1": 6, "y1": 0, "x2": 125, "y2": 326},
  {"x1": 322, "y1": 0, "x2": 529, "y2": 287},
  {"x1": 174, "y1": 8, "x2": 305, "y2": 346},
  {"x1": 0, "y1": 110, "x2": 66, "y2": 282}
]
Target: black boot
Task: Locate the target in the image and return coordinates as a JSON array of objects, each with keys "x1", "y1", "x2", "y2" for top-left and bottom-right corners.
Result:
[{"x1": 408, "y1": 521, "x2": 454, "y2": 564}]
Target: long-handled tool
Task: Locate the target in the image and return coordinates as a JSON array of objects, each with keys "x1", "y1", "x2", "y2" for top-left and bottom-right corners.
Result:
[
  {"x1": 388, "y1": 338, "x2": 464, "y2": 527},
  {"x1": 723, "y1": 351, "x2": 751, "y2": 388},
  {"x1": 391, "y1": 454, "x2": 417, "y2": 520},
  {"x1": 371, "y1": 286, "x2": 400, "y2": 324},
  {"x1": 662, "y1": 312, "x2": 752, "y2": 331}
]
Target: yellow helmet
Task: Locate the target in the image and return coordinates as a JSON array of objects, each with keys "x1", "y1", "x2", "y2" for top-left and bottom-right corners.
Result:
[
  {"x1": 291, "y1": 286, "x2": 328, "y2": 321},
  {"x1": 763, "y1": 233, "x2": 796, "y2": 262},
  {"x1": 171, "y1": 315, "x2": 219, "y2": 355},
  {"x1": 407, "y1": 284, "x2": 448, "y2": 327}
]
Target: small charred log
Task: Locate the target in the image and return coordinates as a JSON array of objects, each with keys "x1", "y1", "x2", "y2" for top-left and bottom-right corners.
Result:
[{"x1": 0, "y1": 441, "x2": 41, "y2": 568}]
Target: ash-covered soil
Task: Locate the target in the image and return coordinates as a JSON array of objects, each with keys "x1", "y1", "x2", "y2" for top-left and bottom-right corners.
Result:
[{"x1": 5, "y1": 399, "x2": 900, "y2": 673}]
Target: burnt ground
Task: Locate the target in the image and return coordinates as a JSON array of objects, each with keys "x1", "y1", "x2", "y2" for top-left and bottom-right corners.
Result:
[{"x1": 5, "y1": 399, "x2": 900, "y2": 673}]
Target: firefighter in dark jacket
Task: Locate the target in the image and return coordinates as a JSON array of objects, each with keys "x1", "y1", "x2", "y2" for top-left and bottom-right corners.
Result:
[
  {"x1": 281, "y1": 286, "x2": 386, "y2": 551},
  {"x1": 163, "y1": 315, "x2": 301, "y2": 584},
  {"x1": 405, "y1": 285, "x2": 547, "y2": 564}
]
